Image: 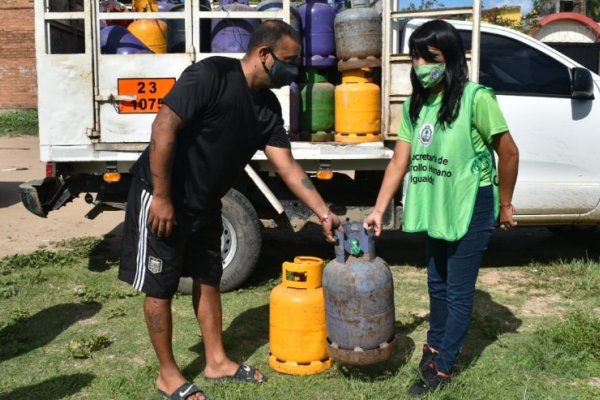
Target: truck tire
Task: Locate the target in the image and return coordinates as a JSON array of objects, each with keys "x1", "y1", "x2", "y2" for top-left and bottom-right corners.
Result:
[{"x1": 177, "y1": 189, "x2": 262, "y2": 293}]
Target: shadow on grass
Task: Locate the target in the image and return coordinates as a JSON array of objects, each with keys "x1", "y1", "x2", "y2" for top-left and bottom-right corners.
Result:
[
  {"x1": 458, "y1": 289, "x2": 522, "y2": 372},
  {"x1": 182, "y1": 304, "x2": 270, "y2": 379},
  {"x1": 0, "y1": 373, "x2": 94, "y2": 400},
  {"x1": 0, "y1": 302, "x2": 102, "y2": 362},
  {"x1": 338, "y1": 288, "x2": 521, "y2": 380},
  {"x1": 86, "y1": 223, "x2": 123, "y2": 272},
  {"x1": 336, "y1": 313, "x2": 427, "y2": 382},
  {"x1": 249, "y1": 225, "x2": 600, "y2": 290}
]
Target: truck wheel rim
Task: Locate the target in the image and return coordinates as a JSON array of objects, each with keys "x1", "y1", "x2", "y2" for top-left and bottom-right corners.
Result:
[{"x1": 221, "y1": 216, "x2": 237, "y2": 270}]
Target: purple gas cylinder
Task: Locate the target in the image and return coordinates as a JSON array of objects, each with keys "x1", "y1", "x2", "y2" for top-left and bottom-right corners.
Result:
[
  {"x1": 256, "y1": 0, "x2": 301, "y2": 32},
  {"x1": 100, "y1": 25, "x2": 153, "y2": 54},
  {"x1": 211, "y1": 0, "x2": 260, "y2": 53},
  {"x1": 156, "y1": 1, "x2": 175, "y2": 11},
  {"x1": 298, "y1": 0, "x2": 336, "y2": 67},
  {"x1": 289, "y1": 82, "x2": 300, "y2": 141}
]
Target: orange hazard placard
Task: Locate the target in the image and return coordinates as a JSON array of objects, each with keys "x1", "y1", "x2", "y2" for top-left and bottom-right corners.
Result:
[{"x1": 117, "y1": 78, "x2": 176, "y2": 114}]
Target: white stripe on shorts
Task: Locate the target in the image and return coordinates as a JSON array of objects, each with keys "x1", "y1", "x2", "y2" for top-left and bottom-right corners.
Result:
[{"x1": 134, "y1": 189, "x2": 152, "y2": 291}]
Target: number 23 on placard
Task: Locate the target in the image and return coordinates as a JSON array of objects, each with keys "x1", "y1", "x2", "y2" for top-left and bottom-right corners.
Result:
[{"x1": 117, "y1": 78, "x2": 175, "y2": 114}]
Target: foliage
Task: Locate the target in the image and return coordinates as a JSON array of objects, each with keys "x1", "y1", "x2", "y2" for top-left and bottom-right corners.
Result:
[
  {"x1": 404, "y1": 0, "x2": 445, "y2": 11},
  {"x1": 0, "y1": 110, "x2": 38, "y2": 136},
  {"x1": 68, "y1": 335, "x2": 112, "y2": 359},
  {"x1": 523, "y1": 258, "x2": 600, "y2": 299},
  {"x1": 483, "y1": 5, "x2": 524, "y2": 30},
  {"x1": 0, "y1": 249, "x2": 78, "y2": 275},
  {"x1": 54, "y1": 236, "x2": 107, "y2": 258},
  {"x1": 587, "y1": 0, "x2": 600, "y2": 20},
  {"x1": 537, "y1": 310, "x2": 600, "y2": 360}
]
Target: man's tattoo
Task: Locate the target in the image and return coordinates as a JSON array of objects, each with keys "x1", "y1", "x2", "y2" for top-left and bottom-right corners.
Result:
[
  {"x1": 147, "y1": 310, "x2": 165, "y2": 334},
  {"x1": 149, "y1": 137, "x2": 175, "y2": 186},
  {"x1": 301, "y1": 177, "x2": 315, "y2": 190}
]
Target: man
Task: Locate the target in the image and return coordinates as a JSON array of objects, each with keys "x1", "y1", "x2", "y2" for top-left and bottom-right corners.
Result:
[{"x1": 119, "y1": 20, "x2": 341, "y2": 400}]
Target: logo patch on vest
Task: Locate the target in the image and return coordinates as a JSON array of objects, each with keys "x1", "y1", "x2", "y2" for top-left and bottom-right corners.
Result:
[
  {"x1": 418, "y1": 124, "x2": 435, "y2": 147},
  {"x1": 148, "y1": 256, "x2": 163, "y2": 274}
]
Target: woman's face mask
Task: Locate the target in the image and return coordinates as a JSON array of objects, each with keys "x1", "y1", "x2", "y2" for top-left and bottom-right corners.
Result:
[
  {"x1": 414, "y1": 63, "x2": 446, "y2": 89},
  {"x1": 263, "y1": 48, "x2": 299, "y2": 88}
]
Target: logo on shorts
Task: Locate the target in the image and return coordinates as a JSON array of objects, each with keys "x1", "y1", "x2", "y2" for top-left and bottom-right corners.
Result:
[
  {"x1": 148, "y1": 256, "x2": 163, "y2": 274},
  {"x1": 418, "y1": 123, "x2": 435, "y2": 147}
]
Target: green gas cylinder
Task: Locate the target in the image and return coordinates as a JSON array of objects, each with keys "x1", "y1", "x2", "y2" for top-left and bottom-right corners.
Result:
[{"x1": 299, "y1": 67, "x2": 335, "y2": 140}]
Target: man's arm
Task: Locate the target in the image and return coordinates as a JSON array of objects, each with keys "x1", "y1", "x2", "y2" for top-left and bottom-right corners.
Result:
[
  {"x1": 147, "y1": 105, "x2": 185, "y2": 238},
  {"x1": 264, "y1": 145, "x2": 341, "y2": 243}
]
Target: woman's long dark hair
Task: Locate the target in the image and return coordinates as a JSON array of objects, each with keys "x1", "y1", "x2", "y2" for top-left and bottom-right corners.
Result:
[{"x1": 408, "y1": 20, "x2": 469, "y2": 129}]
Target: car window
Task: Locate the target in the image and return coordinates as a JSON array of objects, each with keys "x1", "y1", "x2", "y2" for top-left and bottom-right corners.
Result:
[{"x1": 459, "y1": 30, "x2": 571, "y2": 96}]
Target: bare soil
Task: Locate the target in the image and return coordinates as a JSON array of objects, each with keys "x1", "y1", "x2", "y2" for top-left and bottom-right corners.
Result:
[{"x1": 0, "y1": 136, "x2": 123, "y2": 258}]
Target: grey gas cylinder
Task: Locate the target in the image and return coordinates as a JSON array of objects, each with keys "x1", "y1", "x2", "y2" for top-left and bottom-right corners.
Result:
[
  {"x1": 334, "y1": 0, "x2": 382, "y2": 71},
  {"x1": 322, "y1": 223, "x2": 396, "y2": 365}
]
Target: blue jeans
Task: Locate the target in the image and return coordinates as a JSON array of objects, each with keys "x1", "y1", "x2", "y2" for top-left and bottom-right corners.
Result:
[{"x1": 426, "y1": 185, "x2": 495, "y2": 374}]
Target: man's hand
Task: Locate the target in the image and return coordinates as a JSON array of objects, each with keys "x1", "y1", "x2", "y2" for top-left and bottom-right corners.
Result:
[
  {"x1": 264, "y1": 145, "x2": 344, "y2": 244},
  {"x1": 147, "y1": 104, "x2": 183, "y2": 238},
  {"x1": 320, "y1": 211, "x2": 342, "y2": 243},
  {"x1": 148, "y1": 196, "x2": 175, "y2": 237}
]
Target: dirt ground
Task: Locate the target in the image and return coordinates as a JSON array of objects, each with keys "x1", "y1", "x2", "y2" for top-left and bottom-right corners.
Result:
[{"x1": 0, "y1": 136, "x2": 123, "y2": 257}]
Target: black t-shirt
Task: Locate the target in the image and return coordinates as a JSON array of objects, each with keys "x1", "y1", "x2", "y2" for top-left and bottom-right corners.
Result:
[{"x1": 130, "y1": 57, "x2": 290, "y2": 215}]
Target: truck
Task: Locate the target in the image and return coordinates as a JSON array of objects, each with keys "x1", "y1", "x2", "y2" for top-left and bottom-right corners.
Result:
[{"x1": 21, "y1": 0, "x2": 600, "y2": 291}]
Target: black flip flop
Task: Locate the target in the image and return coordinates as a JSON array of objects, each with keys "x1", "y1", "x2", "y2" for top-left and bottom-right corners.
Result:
[
  {"x1": 157, "y1": 381, "x2": 209, "y2": 400},
  {"x1": 204, "y1": 364, "x2": 267, "y2": 383}
]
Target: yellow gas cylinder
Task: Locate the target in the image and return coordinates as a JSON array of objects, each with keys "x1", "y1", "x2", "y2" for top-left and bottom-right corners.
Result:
[
  {"x1": 128, "y1": 19, "x2": 167, "y2": 53},
  {"x1": 269, "y1": 256, "x2": 333, "y2": 375},
  {"x1": 335, "y1": 68, "x2": 381, "y2": 143},
  {"x1": 133, "y1": 0, "x2": 159, "y2": 12}
]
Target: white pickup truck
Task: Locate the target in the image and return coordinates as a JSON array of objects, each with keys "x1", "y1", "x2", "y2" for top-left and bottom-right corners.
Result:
[{"x1": 21, "y1": 1, "x2": 600, "y2": 291}]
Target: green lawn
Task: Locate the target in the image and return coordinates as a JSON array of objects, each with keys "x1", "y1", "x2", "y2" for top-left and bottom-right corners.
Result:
[
  {"x1": 0, "y1": 110, "x2": 38, "y2": 137},
  {"x1": 0, "y1": 234, "x2": 599, "y2": 400}
]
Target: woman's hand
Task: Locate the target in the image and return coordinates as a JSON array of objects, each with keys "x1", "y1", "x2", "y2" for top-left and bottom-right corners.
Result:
[
  {"x1": 498, "y1": 203, "x2": 517, "y2": 231},
  {"x1": 363, "y1": 209, "x2": 384, "y2": 237}
]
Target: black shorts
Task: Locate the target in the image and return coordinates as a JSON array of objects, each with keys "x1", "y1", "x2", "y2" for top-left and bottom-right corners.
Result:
[{"x1": 118, "y1": 179, "x2": 223, "y2": 299}]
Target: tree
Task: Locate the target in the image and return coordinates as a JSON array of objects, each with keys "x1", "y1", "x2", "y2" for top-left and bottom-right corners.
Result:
[
  {"x1": 483, "y1": 6, "x2": 523, "y2": 30},
  {"x1": 404, "y1": 0, "x2": 445, "y2": 10},
  {"x1": 587, "y1": 0, "x2": 600, "y2": 20}
]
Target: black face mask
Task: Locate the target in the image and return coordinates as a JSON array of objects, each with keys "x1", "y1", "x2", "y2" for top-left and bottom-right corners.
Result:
[{"x1": 262, "y1": 48, "x2": 299, "y2": 88}]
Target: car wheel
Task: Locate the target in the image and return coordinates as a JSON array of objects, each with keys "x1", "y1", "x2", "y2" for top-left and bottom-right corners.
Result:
[{"x1": 177, "y1": 189, "x2": 262, "y2": 294}]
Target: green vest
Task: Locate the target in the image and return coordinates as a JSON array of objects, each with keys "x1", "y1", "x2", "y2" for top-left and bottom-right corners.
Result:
[{"x1": 403, "y1": 82, "x2": 499, "y2": 241}]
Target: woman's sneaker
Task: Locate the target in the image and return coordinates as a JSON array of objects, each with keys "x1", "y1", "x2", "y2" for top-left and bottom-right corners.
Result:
[
  {"x1": 407, "y1": 361, "x2": 451, "y2": 398},
  {"x1": 418, "y1": 344, "x2": 438, "y2": 373}
]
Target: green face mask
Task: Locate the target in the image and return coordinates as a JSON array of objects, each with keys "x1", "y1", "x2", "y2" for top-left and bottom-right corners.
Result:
[{"x1": 414, "y1": 63, "x2": 446, "y2": 89}]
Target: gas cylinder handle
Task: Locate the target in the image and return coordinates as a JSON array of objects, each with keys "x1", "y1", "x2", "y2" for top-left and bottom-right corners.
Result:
[
  {"x1": 282, "y1": 258, "x2": 324, "y2": 289},
  {"x1": 334, "y1": 222, "x2": 376, "y2": 263}
]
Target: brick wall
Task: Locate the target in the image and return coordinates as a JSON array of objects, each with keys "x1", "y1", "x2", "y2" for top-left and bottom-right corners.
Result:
[{"x1": 0, "y1": 0, "x2": 37, "y2": 109}]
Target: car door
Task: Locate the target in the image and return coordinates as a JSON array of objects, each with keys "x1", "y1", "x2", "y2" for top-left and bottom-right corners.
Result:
[{"x1": 459, "y1": 27, "x2": 600, "y2": 219}]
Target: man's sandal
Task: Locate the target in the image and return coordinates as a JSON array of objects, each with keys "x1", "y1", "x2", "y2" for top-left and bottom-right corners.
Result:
[
  {"x1": 157, "y1": 381, "x2": 209, "y2": 400},
  {"x1": 204, "y1": 364, "x2": 266, "y2": 383}
]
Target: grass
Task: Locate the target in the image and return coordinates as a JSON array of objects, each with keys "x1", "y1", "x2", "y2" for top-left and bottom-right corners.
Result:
[
  {"x1": 0, "y1": 236, "x2": 599, "y2": 399},
  {"x1": 0, "y1": 109, "x2": 38, "y2": 136},
  {"x1": 524, "y1": 258, "x2": 600, "y2": 301}
]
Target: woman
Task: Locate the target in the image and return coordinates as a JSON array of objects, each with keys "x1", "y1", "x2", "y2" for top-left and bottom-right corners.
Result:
[{"x1": 363, "y1": 20, "x2": 519, "y2": 397}]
